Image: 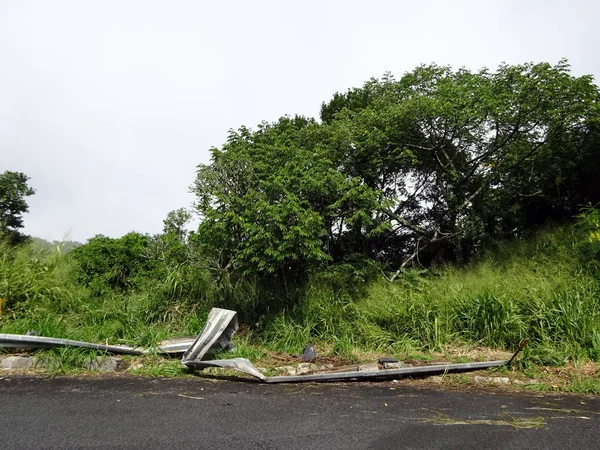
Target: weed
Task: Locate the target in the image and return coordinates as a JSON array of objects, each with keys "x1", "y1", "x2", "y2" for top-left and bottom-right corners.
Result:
[
  {"x1": 129, "y1": 358, "x2": 192, "y2": 378},
  {"x1": 565, "y1": 376, "x2": 600, "y2": 395},
  {"x1": 423, "y1": 410, "x2": 545, "y2": 429}
]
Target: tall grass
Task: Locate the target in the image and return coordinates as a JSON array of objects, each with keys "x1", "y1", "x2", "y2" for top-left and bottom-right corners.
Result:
[
  {"x1": 262, "y1": 227, "x2": 600, "y2": 362},
  {"x1": 0, "y1": 241, "x2": 213, "y2": 347},
  {"x1": 1, "y1": 226, "x2": 599, "y2": 366}
]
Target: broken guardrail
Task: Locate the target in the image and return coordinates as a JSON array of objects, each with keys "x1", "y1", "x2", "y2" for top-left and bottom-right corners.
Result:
[
  {"x1": 0, "y1": 308, "x2": 239, "y2": 357},
  {"x1": 262, "y1": 360, "x2": 506, "y2": 383},
  {"x1": 0, "y1": 333, "x2": 145, "y2": 356},
  {"x1": 0, "y1": 333, "x2": 198, "y2": 356},
  {"x1": 180, "y1": 308, "x2": 268, "y2": 379},
  {"x1": 1, "y1": 307, "x2": 526, "y2": 383},
  {"x1": 180, "y1": 308, "x2": 523, "y2": 383}
]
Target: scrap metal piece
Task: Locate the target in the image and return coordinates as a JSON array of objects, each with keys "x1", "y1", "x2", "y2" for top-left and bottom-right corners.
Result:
[
  {"x1": 378, "y1": 357, "x2": 398, "y2": 364},
  {"x1": 263, "y1": 360, "x2": 506, "y2": 384},
  {"x1": 0, "y1": 333, "x2": 144, "y2": 355},
  {"x1": 183, "y1": 357, "x2": 266, "y2": 381},
  {"x1": 181, "y1": 358, "x2": 505, "y2": 384},
  {"x1": 156, "y1": 334, "x2": 238, "y2": 356},
  {"x1": 182, "y1": 308, "x2": 239, "y2": 363},
  {"x1": 156, "y1": 337, "x2": 197, "y2": 355},
  {"x1": 180, "y1": 308, "x2": 261, "y2": 379}
]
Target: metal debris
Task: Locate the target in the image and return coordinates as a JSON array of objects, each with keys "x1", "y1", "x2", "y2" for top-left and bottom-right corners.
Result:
[
  {"x1": 182, "y1": 308, "x2": 238, "y2": 363},
  {"x1": 378, "y1": 357, "x2": 407, "y2": 370},
  {"x1": 183, "y1": 358, "x2": 265, "y2": 381},
  {"x1": 156, "y1": 337, "x2": 197, "y2": 355},
  {"x1": 263, "y1": 360, "x2": 507, "y2": 383},
  {"x1": 0, "y1": 308, "x2": 529, "y2": 384},
  {"x1": 0, "y1": 333, "x2": 145, "y2": 355},
  {"x1": 180, "y1": 308, "x2": 264, "y2": 378}
]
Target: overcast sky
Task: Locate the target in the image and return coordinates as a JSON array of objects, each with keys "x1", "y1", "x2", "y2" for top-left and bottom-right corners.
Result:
[{"x1": 1, "y1": 0, "x2": 598, "y2": 242}]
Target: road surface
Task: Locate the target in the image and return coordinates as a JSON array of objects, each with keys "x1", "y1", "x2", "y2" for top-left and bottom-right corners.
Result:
[{"x1": 0, "y1": 375, "x2": 598, "y2": 449}]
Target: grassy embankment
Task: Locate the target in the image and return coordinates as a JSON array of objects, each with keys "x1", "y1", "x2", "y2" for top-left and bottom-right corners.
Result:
[{"x1": 1, "y1": 226, "x2": 599, "y2": 392}]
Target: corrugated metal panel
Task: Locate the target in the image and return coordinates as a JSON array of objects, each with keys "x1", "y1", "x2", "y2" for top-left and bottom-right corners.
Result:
[{"x1": 182, "y1": 308, "x2": 238, "y2": 363}]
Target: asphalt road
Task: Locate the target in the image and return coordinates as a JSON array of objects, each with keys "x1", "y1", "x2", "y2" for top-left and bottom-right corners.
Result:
[{"x1": 0, "y1": 375, "x2": 599, "y2": 449}]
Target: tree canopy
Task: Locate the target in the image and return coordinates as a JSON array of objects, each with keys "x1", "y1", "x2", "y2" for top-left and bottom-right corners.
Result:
[{"x1": 192, "y1": 61, "x2": 599, "y2": 280}]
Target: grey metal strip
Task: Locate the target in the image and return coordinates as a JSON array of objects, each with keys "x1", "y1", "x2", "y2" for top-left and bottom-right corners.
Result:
[
  {"x1": 155, "y1": 337, "x2": 197, "y2": 354},
  {"x1": 0, "y1": 333, "x2": 145, "y2": 355},
  {"x1": 262, "y1": 360, "x2": 506, "y2": 383}
]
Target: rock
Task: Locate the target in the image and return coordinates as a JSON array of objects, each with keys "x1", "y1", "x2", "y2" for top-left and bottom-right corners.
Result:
[
  {"x1": 86, "y1": 357, "x2": 129, "y2": 372},
  {"x1": 279, "y1": 365, "x2": 297, "y2": 376},
  {"x1": 379, "y1": 361, "x2": 410, "y2": 370},
  {"x1": 357, "y1": 362, "x2": 380, "y2": 372},
  {"x1": 0, "y1": 356, "x2": 36, "y2": 370},
  {"x1": 512, "y1": 378, "x2": 539, "y2": 385},
  {"x1": 296, "y1": 363, "x2": 319, "y2": 375},
  {"x1": 473, "y1": 376, "x2": 510, "y2": 385},
  {"x1": 300, "y1": 345, "x2": 317, "y2": 362},
  {"x1": 278, "y1": 363, "x2": 334, "y2": 376}
]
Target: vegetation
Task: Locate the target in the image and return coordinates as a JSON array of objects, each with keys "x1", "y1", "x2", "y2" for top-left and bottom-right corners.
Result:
[
  {"x1": 263, "y1": 226, "x2": 600, "y2": 362},
  {"x1": 30, "y1": 237, "x2": 82, "y2": 255},
  {"x1": 0, "y1": 171, "x2": 35, "y2": 244},
  {"x1": 194, "y1": 60, "x2": 599, "y2": 279},
  {"x1": 1, "y1": 61, "x2": 599, "y2": 386}
]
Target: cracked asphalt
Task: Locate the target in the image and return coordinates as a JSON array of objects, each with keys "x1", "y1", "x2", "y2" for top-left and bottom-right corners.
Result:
[{"x1": 0, "y1": 375, "x2": 599, "y2": 449}]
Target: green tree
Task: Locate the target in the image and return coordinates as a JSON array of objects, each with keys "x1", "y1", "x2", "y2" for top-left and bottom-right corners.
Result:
[
  {"x1": 192, "y1": 116, "x2": 382, "y2": 282},
  {"x1": 0, "y1": 171, "x2": 35, "y2": 243},
  {"x1": 143, "y1": 209, "x2": 194, "y2": 270},
  {"x1": 193, "y1": 60, "x2": 599, "y2": 284},
  {"x1": 163, "y1": 208, "x2": 192, "y2": 244},
  {"x1": 322, "y1": 60, "x2": 600, "y2": 269}
]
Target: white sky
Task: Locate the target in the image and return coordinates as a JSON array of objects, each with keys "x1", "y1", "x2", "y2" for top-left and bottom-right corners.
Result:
[{"x1": 1, "y1": 0, "x2": 598, "y2": 242}]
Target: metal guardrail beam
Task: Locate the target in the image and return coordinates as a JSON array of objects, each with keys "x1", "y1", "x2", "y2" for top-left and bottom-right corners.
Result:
[
  {"x1": 0, "y1": 333, "x2": 145, "y2": 355},
  {"x1": 262, "y1": 360, "x2": 506, "y2": 383}
]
